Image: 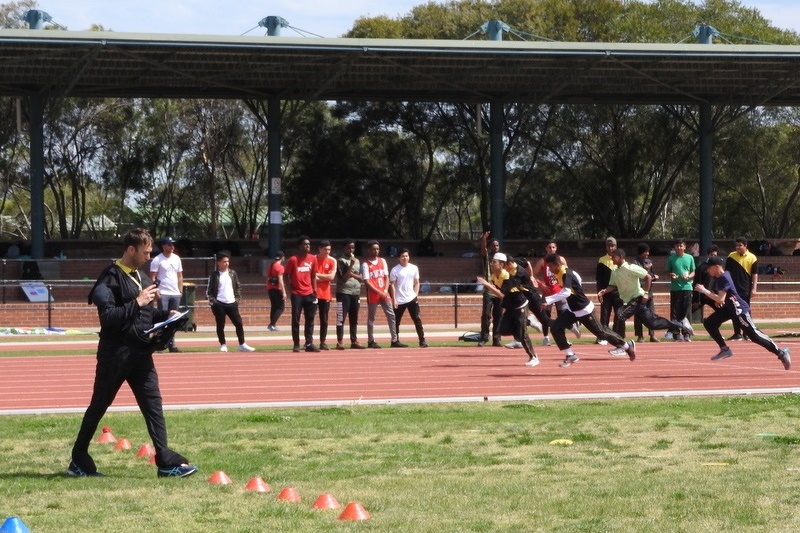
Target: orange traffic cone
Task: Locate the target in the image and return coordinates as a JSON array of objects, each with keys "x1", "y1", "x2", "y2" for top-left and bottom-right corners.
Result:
[
  {"x1": 244, "y1": 477, "x2": 271, "y2": 493},
  {"x1": 277, "y1": 487, "x2": 301, "y2": 502},
  {"x1": 148, "y1": 455, "x2": 156, "y2": 465},
  {"x1": 113, "y1": 438, "x2": 132, "y2": 451},
  {"x1": 312, "y1": 493, "x2": 341, "y2": 510},
  {"x1": 136, "y1": 443, "x2": 155, "y2": 458},
  {"x1": 208, "y1": 471, "x2": 232, "y2": 485},
  {"x1": 97, "y1": 426, "x2": 116, "y2": 444},
  {"x1": 339, "y1": 502, "x2": 370, "y2": 521}
]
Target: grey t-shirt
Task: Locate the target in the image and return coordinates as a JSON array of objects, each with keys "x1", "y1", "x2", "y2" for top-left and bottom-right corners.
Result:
[{"x1": 336, "y1": 255, "x2": 362, "y2": 296}]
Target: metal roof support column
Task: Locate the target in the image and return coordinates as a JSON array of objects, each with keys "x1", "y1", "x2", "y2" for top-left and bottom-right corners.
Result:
[
  {"x1": 489, "y1": 101, "x2": 504, "y2": 244},
  {"x1": 485, "y1": 20, "x2": 509, "y2": 243},
  {"x1": 697, "y1": 24, "x2": 717, "y2": 254},
  {"x1": 260, "y1": 16, "x2": 289, "y2": 257},
  {"x1": 23, "y1": 10, "x2": 51, "y2": 259},
  {"x1": 29, "y1": 96, "x2": 45, "y2": 259},
  {"x1": 267, "y1": 98, "x2": 282, "y2": 258}
]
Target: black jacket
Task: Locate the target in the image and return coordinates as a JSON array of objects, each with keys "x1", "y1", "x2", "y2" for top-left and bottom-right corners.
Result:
[{"x1": 88, "y1": 263, "x2": 167, "y2": 356}]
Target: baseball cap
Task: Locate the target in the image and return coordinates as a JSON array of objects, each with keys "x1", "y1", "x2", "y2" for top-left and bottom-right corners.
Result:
[
  {"x1": 161, "y1": 236, "x2": 176, "y2": 245},
  {"x1": 493, "y1": 252, "x2": 507, "y2": 263},
  {"x1": 606, "y1": 236, "x2": 617, "y2": 246}
]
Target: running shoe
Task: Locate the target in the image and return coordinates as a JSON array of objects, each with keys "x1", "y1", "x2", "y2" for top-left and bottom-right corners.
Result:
[
  {"x1": 157, "y1": 464, "x2": 198, "y2": 478},
  {"x1": 711, "y1": 347, "x2": 734, "y2": 361},
  {"x1": 779, "y1": 348, "x2": 791, "y2": 370},
  {"x1": 559, "y1": 354, "x2": 580, "y2": 368}
]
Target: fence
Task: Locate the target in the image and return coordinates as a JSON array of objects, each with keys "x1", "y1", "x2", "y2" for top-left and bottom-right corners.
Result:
[{"x1": 3, "y1": 275, "x2": 800, "y2": 330}]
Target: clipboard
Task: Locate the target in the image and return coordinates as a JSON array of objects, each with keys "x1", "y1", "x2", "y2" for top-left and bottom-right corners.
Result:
[{"x1": 144, "y1": 310, "x2": 189, "y2": 335}]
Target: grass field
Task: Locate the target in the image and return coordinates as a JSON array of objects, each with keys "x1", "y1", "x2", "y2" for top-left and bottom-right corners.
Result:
[{"x1": 3, "y1": 397, "x2": 800, "y2": 532}]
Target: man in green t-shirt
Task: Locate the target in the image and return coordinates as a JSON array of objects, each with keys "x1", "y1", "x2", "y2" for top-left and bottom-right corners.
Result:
[
  {"x1": 665, "y1": 238, "x2": 695, "y2": 342},
  {"x1": 599, "y1": 249, "x2": 692, "y2": 355}
]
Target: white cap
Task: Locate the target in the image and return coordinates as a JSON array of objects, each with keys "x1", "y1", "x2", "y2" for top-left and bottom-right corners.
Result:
[{"x1": 493, "y1": 252, "x2": 507, "y2": 262}]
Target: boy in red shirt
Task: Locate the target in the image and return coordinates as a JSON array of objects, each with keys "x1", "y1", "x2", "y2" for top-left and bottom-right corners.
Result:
[
  {"x1": 315, "y1": 240, "x2": 337, "y2": 350},
  {"x1": 284, "y1": 236, "x2": 319, "y2": 352}
]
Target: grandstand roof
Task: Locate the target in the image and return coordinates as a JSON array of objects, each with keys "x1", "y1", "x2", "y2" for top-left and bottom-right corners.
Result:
[{"x1": 1, "y1": 29, "x2": 800, "y2": 105}]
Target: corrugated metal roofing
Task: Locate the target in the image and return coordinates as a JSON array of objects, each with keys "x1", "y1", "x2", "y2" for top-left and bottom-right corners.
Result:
[{"x1": 1, "y1": 29, "x2": 800, "y2": 105}]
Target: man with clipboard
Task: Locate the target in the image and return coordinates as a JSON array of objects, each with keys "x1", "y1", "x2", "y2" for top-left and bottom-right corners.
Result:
[{"x1": 68, "y1": 228, "x2": 197, "y2": 479}]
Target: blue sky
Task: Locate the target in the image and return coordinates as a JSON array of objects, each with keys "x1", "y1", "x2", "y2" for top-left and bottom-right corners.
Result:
[{"x1": 39, "y1": 0, "x2": 800, "y2": 39}]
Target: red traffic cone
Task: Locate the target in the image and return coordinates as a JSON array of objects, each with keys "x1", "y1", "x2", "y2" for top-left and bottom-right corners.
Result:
[
  {"x1": 148, "y1": 455, "x2": 156, "y2": 465},
  {"x1": 136, "y1": 443, "x2": 155, "y2": 458},
  {"x1": 312, "y1": 493, "x2": 341, "y2": 510},
  {"x1": 339, "y1": 502, "x2": 370, "y2": 521},
  {"x1": 97, "y1": 426, "x2": 116, "y2": 444},
  {"x1": 277, "y1": 487, "x2": 301, "y2": 502},
  {"x1": 244, "y1": 477, "x2": 271, "y2": 493},
  {"x1": 114, "y1": 438, "x2": 132, "y2": 451},
  {"x1": 208, "y1": 470, "x2": 232, "y2": 485}
]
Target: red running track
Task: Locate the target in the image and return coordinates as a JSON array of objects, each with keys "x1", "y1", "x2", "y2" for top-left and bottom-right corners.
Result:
[{"x1": 2, "y1": 337, "x2": 799, "y2": 414}]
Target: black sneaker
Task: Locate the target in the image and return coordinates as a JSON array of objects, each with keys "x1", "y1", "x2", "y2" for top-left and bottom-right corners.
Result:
[
  {"x1": 351, "y1": 342, "x2": 366, "y2": 350},
  {"x1": 305, "y1": 344, "x2": 320, "y2": 353},
  {"x1": 168, "y1": 346, "x2": 182, "y2": 353},
  {"x1": 157, "y1": 464, "x2": 198, "y2": 478},
  {"x1": 67, "y1": 461, "x2": 104, "y2": 477},
  {"x1": 492, "y1": 340, "x2": 502, "y2": 347},
  {"x1": 292, "y1": 345, "x2": 301, "y2": 353},
  {"x1": 390, "y1": 341, "x2": 408, "y2": 348},
  {"x1": 367, "y1": 341, "x2": 381, "y2": 349},
  {"x1": 419, "y1": 340, "x2": 429, "y2": 348},
  {"x1": 319, "y1": 343, "x2": 330, "y2": 351}
]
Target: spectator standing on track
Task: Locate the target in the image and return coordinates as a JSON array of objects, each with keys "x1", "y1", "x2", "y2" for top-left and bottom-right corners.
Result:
[
  {"x1": 265, "y1": 251, "x2": 286, "y2": 332},
  {"x1": 544, "y1": 254, "x2": 635, "y2": 368},
  {"x1": 362, "y1": 240, "x2": 406, "y2": 348},
  {"x1": 207, "y1": 250, "x2": 255, "y2": 353},
  {"x1": 335, "y1": 239, "x2": 366, "y2": 350},
  {"x1": 695, "y1": 256, "x2": 789, "y2": 370},
  {"x1": 284, "y1": 236, "x2": 319, "y2": 353},
  {"x1": 630, "y1": 242, "x2": 659, "y2": 343},
  {"x1": 725, "y1": 237, "x2": 758, "y2": 341},
  {"x1": 315, "y1": 240, "x2": 337, "y2": 350},
  {"x1": 149, "y1": 236, "x2": 184, "y2": 353},
  {"x1": 479, "y1": 231, "x2": 503, "y2": 347},
  {"x1": 69, "y1": 228, "x2": 197, "y2": 478},
  {"x1": 665, "y1": 238, "x2": 695, "y2": 342},
  {"x1": 596, "y1": 237, "x2": 622, "y2": 342},
  {"x1": 390, "y1": 248, "x2": 428, "y2": 348}
]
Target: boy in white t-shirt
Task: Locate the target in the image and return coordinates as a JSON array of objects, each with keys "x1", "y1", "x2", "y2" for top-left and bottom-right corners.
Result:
[
  {"x1": 389, "y1": 248, "x2": 428, "y2": 348},
  {"x1": 149, "y1": 237, "x2": 184, "y2": 352}
]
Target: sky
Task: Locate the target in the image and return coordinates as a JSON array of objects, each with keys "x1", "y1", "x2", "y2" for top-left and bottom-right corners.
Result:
[{"x1": 33, "y1": 0, "x2": 800, "y2": 39}]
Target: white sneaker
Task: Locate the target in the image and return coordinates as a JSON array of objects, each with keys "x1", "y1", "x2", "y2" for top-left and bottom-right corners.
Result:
[
  {"x1": 542, "y1": 337, "x2": 551, "y2": 347},
  {"x1": 504, "y1": 340, "x2": 523, "y2": 349},
  {"x1": 571, "y1": 323, "x2": 582, "y2": 338},
  {"x1": 681, "y1": 317, "x2": 694, "y2": 337},
  {"x1": 595, "y1": 339, "x2": 608, "y2": 346},
  {"x1": 609, "y1": 347, "x2": 627, "y2": 357},
  {"x1": 524, "y1": 356, "x2": 540, "y2": 367},
  {"x1": 526, "y1": 315, "x2": 542, "y2": 333},
  {"x1": 238, "y1": 343, "x2": 255, "y2": 352},
  {"x1": 219, "y1": 344, "x2": 228, "y2": 352},
  {"x1": 663, "y1": 331, "x2": 673, "y2": 341}
]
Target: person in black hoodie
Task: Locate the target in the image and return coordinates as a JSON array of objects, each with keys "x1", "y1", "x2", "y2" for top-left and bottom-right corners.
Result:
[
  {"x1": 68, "y1": 228, "x2": 197, "y2": 478},
  {"x1": 477, "y1": 253, "x2": 539, "y2": 367}
]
